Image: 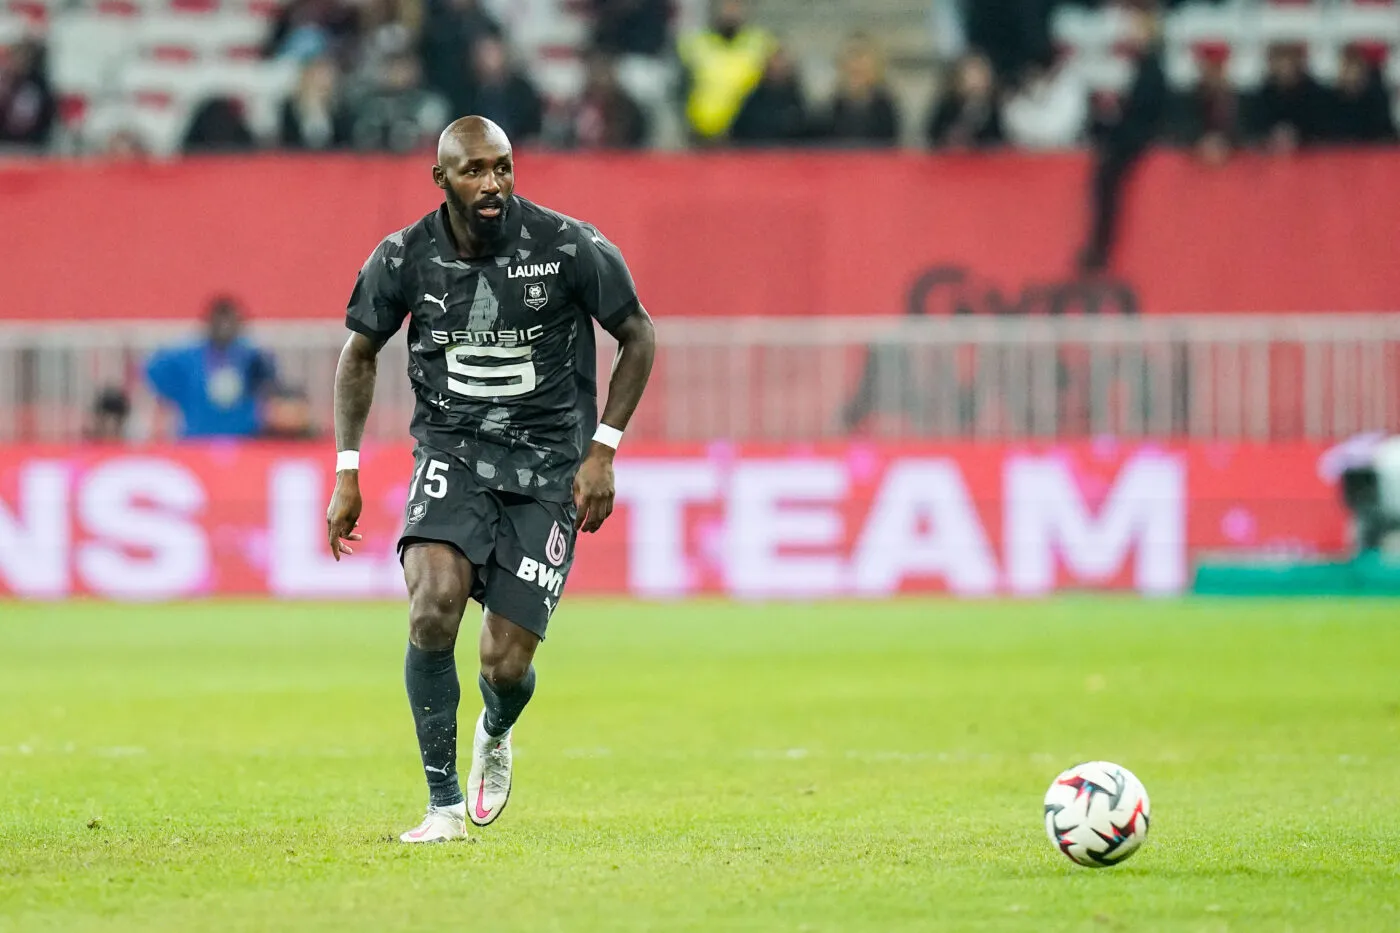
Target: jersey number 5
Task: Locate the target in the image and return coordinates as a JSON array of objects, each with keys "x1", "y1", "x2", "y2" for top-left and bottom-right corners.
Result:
[
  {"x1": 409, "y1": 458, "x2": 451, "y2": 501},
  {"x1": 445, "y1": 346, "x2": 536, "y2": 399}
]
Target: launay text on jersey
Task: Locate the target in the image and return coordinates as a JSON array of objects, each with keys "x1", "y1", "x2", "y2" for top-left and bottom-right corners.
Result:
[{"x1": 507, "y1": 262, "x2": 562, "y2": 279}]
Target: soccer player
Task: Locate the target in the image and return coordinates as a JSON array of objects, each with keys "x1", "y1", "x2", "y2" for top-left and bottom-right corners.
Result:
[{"x1": 325, "y1": 116, "x2": 656, "y2": 842}]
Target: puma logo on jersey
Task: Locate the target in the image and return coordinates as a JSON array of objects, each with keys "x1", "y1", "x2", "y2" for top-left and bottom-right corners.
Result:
[
  {"x1": 507, "y1": 262, "x2": 561, "y2": 279},
  {"x1": 423, "y1": 292, "x2": 449, "y2": 314}
]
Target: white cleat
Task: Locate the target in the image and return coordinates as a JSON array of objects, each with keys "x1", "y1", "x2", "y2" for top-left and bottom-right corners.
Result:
[
  {"x1": 399, "y1": 802, "x2": 468, "y2": 843},
  {"x1": 466, "y1": 712, "x2": 513, "y2": 826}
]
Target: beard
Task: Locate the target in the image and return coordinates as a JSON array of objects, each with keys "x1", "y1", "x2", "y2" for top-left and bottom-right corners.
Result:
[{"x1": 446, "y1": 186, "x2": 508, "y2": 246}]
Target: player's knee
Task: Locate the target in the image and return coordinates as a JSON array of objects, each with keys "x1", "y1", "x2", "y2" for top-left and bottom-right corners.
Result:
[
  {"x1": 480, "y1": 643, "x2": 531, "y2": 688},
  {"x1": 408, "y1": 587, "x2": 464, "y2": 651}
]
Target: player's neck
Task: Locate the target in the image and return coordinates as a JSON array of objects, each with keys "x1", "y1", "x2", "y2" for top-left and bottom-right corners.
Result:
[{"x1": 446, "y1": 207, "x2": 494, "y2": 259}]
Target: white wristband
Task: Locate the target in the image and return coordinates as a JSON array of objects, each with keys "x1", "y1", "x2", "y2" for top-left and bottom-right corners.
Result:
[
  {"x1": 592, "y1": 424, "x2": 623, "y2": 449},
  {"x1": 336, "y1": 450, "x2": 361, "y2": 472}
]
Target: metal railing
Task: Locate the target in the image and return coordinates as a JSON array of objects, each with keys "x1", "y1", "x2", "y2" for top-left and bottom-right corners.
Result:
[{"x1": 1, "y1": 315, "x2": 1397, "y2": 444}]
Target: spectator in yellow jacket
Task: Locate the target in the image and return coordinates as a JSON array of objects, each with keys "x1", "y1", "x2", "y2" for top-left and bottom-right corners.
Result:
[{"x1": 678, "y1": 0, "x2": 776, "y2": 141}]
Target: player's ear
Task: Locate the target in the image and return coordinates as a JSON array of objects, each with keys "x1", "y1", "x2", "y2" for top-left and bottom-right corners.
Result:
[{"x1": 431, "y1": 164, "x2": 447, "y2": 190}]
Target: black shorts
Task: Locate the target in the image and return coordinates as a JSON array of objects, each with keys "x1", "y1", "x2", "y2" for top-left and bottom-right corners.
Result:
[{"x1": 396, "y1": 444, "x2": 578, "y2": 638}]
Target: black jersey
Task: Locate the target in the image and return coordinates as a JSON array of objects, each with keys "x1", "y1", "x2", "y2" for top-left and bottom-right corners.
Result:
[{"x1": 346, "y1": 196, "x2": 642, "y2": 502}]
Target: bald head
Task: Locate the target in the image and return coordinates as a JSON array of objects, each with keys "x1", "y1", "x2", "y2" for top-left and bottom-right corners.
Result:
[
  {"x1": 433, "y1": 115, "x2": 516, "y2": 255},
  {"x1": 437, "y1": 115, "x2": 511, "y2": 165}
]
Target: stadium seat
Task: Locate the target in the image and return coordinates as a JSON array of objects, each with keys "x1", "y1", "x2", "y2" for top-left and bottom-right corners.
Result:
[
  {"x1": 0, "y1": 17, "x2": 29, "y2": 47},
  {"x1": 1332, "y1": 3, "x2": 1400, "y2": 47},
  {"x1": 81, "y1": 98, "x2": 192, "y2": 154},
  {"x1": 1053, "y1": 4, "x2": 1133, "y2": 57},
  {"x1": 1165, "y1": 2, "x2": 1258, "y2": 88},
  {"x1": 119, "y1": 103, "x2": 192, "y2": 154},
  {"x1": 77, "y1": 0, "x2": 168, "y2": 16},
  {"x1": 489, "y1": 0, "x2": 588, "y2": 83},
  {"x1": 1225, "y1": 48, "x2": 1267, "y2": 90},
  {"x1": 49, "y1": 12, "x2": 139, "y2": 99},
  {"x1": 1166, "y1": 40, "x2": 1229, "y2": 91},
  {"x1": 120, "y1": 59, "x2": 207, "y2": 110},
  {"x1": 615, "y1": 54, "x2": 678, "y2": 112},
  {"x1": 1166, "y1": 1, "x2": 1249, "y2": 47},
  {"x1": 194, "y1": 59, "x2": 298, "y2": 139},
  {"x1": 469, "y1": 0, "x2": 594, "y2": 109},
  {"x1": 615, "y1": 53, "x2": 680, "y2": 148},
  {"x1": 533, "y1": 51, "x2": 586, "y2": 106},
  {"x1": 1311, "y1": 44, "x2": 1343, "y2": 82},
  {"x1": 516, "y1": 10, "x2": 588, "y2": 53},
  {"x1": 47, "y1": 6, "x2": 289, "y2": 149},
  {"x1": 133, "y1": 15, "x2": 212, "y2": 62},
  {"x1": 132, "y1": 13, "x2": 271, "y2": 62},
  {"x1": 1257, "y1": 4, "x2": 1327, "y2": 47},
  {"x1": 1067, "y1": 51, "x2": 1134, "y2": 94},
  {"x1": 206, "y1": 13, "x2": 268, "y2": 58},
  {"x1": 5, "y1": 0, "x2": 53, "y2": 28},
  {"x1": 57, "y1": 93, "x2": 90, "y2": 126},
  {"x1": 1316, "y1": 42, "x2": 1350, "y2": 82},
  {"x1": 231, "y1": 0, "x2": 279, "y2": 18}
]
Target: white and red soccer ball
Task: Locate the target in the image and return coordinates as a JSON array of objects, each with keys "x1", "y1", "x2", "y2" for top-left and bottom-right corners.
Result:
[{"x1": 1044, "y1": 761, "x2": 1151, "y2": 867}]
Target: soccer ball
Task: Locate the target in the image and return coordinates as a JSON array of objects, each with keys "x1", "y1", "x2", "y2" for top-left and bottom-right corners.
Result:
[{"x1": 1043, "y1": 761, "x2": 1151, "y2": 867}]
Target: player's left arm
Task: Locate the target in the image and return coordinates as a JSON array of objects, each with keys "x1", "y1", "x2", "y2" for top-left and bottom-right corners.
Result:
[
  {"x1": 572, "y1": 227, "x2": 657, "y2": 533},
  {"x1": 574, "y1": 307, "x2": 656, "y2": 534}
]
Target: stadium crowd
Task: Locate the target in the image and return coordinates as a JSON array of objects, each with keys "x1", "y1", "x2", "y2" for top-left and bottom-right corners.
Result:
[
  {"x1": 2, "y1": 0, "x2": 1397, "y2": 157},
  {"x1": 8, "y1": 0, "x2": 1398, "y2": 442}
]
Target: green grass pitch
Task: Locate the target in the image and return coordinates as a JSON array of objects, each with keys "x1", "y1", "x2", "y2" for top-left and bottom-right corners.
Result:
[{"x1": 1, "y1": 598, "x2": 1398, "y2": 932}]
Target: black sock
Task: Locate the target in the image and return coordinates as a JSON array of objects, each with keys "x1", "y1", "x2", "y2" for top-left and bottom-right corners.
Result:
[
  {"x1": 479, "y1": 665, "x2": 536, "y2": 737},
  {"x1": 405, "y1": 644, "x2": 463, "y2": 808}
]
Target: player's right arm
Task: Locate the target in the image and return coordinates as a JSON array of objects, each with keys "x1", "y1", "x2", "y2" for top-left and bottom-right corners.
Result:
[
  {"x1": 326, "y1": 234, "x2": 410, "y2": 560},
  {"x1": 327, "y1": 332, "x2": 385, "y2": 560}
]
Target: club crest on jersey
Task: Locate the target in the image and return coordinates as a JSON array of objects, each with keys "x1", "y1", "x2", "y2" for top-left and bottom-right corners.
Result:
[
  {"x1": 523, "y1": 282, "x2": 549, "y2": 312},
  {"x1": 407, "y1": 502, "x2": 427, "y2": 524},
  {"x1": 545, "y1": 521, "x2": 568, "y2": 566}
]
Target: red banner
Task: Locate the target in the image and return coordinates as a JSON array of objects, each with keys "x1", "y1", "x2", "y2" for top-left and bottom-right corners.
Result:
[
  {"x1": 0, "y1": 441, "x2": 1347, "y2": 600},
  {"x1": 2, "y1": 151, "x2": 1399, "y2": 323}
]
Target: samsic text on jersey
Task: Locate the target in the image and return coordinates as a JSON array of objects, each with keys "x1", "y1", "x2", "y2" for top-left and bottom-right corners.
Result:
[{"x1": 345, "y1": 196, "x2": 642, "y2": 503}]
